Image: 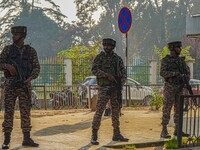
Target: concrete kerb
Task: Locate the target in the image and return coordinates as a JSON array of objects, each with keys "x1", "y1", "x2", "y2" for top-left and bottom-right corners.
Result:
[{"x1": 103, "y1": 140, "x2": 166, "y2": 149}]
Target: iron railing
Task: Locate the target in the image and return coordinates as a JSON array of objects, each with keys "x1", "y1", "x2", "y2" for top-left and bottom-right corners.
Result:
[{"x1": 178, "y1": 95, "x2": 200, "y2": 148}]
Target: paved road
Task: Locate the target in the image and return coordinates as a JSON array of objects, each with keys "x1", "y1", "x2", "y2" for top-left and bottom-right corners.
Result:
[{"x1": 0, "y1": 109, "x2": 198, "y2": 150}]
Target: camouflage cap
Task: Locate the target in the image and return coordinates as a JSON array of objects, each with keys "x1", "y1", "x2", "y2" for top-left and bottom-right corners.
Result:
[
  {"x1": 168, "y1": 41, "x2": 182, "y2": 50},
  {"x1": 11, "y1": 26, "x2": 27, "y2": 35},
  {"x1": 102, "y1": 38, "x2": 116, "y2": 47}
]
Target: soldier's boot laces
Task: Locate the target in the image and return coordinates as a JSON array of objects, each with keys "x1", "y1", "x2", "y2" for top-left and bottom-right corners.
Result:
[
  {"x1": 2, "y1": 132, "x2": 11, "y2": 149},
  {"x1": 22, "y1": 132, "x2": 39, "y2": 147},
  {"x1": 91, "y1": 129, "x2": 99, "y2": 145},
  {"x1": 113, "y1": 129, "x2": 129, "y2": 142},
  {"x1": 160, "y1": 127, "x2": 171, "y2": 138}
]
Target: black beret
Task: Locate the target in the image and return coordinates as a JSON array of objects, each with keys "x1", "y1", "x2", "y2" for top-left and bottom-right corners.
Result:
[
  {"x1": 102, "y1": 38, "x2": 116, "y2": 47},
  {"x1": 168, "y1": 41, "x2": 182, "y2": 50},
  {"x1": 11, "y1": 26, "x2": 27, "y2": 34}
]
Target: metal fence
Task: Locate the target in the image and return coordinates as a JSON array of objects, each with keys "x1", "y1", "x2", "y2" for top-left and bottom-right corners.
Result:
[
  {"x1": 194, "y1": 61, "x2": 200, "y2": 79},
  {"x1": 28, "y1": 84, "x2": 163, "y2": 110},
  {"x1": 32, "y1": 57, "x2": 66, "y2": 86},
  {"x1": 128, "y1": 56, "x2": 151, "y2": 84},
  {"x1": 178, "y1": 94, "x2": 200, "y2": 148}
]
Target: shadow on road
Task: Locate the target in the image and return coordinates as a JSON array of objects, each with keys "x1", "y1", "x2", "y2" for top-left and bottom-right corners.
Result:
[
  {"x1": 78, "y1": 141, "x2": 117, "y2": 150},
  {"x1": 34, "y1": 120, "x2": 92, "y2": 136},
  {"x1": 78, "y1": 143, "x2": 92, "y2": 150}
]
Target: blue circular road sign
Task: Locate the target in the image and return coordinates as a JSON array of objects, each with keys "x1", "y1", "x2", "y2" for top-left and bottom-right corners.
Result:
[{"x1": 118, "y1": 7, "x2": 132, "y2": 34}]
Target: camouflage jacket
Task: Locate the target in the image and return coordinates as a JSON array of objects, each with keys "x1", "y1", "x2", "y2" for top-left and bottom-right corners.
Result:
[
  {"x1": 0, "y1": 44, "x2": 40, "y2": 80},
  {"x1": 92, "y1": 51, "x2": 126, "y2": 87},
  {"x1": 160, "y1": 55, "x2": 190, "y2": 85}
]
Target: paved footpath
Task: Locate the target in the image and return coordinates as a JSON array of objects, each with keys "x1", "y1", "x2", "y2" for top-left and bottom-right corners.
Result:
[{"x1": 0, "y1": 109, "x2": 199, "y2": 150}]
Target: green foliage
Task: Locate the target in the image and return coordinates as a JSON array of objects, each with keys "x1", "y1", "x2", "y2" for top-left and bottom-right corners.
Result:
[
  {"x1": 154, "y1": 46, "x2": 169, "y2": 60},
  {"x1": 165, "y1": 137, "x2": 200, "y2": 149},
  {"x1": 164, "y1": 138, "x2": 178, "y2": 149},
  {"x1": 150, "y1": 88, "x2": 163, "y2": 111},
  {"x1": 123, "y1": 145, "x2": 136, "y2": 150},
  {"x1": 0, "y1": 0, "x2": 67, "y2": 55},
  {"x1": 184, "y1": 137, "x2": 200, "y2": 145},
  {"x1": 154, "y1": 45, "x2": 195, "y2": 63},
  {"x1": 57, "y1": 42, "x2": 100, "y2": 84}
]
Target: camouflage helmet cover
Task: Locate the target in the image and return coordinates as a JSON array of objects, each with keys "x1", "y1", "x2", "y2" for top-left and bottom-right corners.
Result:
[
  {"x1": 102, "y1": 38, "x2": 116, "y2": 47},
  {"x1": 168, "y1": 41, "x2": 182, "y2": 50},
  {"x1": 11, "y1": 26, "x2": 27, "y2": 36}
]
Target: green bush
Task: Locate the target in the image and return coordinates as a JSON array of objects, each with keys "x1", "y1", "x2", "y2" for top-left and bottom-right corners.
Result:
[
  {"x1": 165, "y1": 137, "x2": 200, "y2": 149},
  {"x1": 150, "y1": 88, "x2": 163, "y2": 110},
  {"x1": 164, "y1": 138, "x2": 178, "y2": 149},
  {"x1": 123, "y1": 145, "x2": 136, "y2": 150}
]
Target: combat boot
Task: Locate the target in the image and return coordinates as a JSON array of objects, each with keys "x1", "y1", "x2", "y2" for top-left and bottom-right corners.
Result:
[
  {"x1": 22, "y1": 132, "x2": 39, "y2": 147},
  {"x1": 91, "y1": 129, "x2": 99, "y2": 145},
  {"x1": 160, "y1": 126, "x2": 171, "y2": 138},
  {"x1": 173, "y1": 129, "x2": 190, "y2": 137},
  {"x1": 112, "y1": 128, "x2": 129, "y2": 142},
  {"x1": 2, "y1": 132, "x2": 11, "y2": 149}
]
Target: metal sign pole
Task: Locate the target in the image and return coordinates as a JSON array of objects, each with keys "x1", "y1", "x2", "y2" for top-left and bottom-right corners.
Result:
[
  {"x1": 118, "y1": 6, "x2": 132, "y2": 107},
  {"x1": 125, "y1": 33, "x2": 129, "y2": 106}
]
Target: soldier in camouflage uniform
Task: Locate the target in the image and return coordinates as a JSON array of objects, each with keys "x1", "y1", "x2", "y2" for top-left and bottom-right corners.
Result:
[
  {"x1": 0, "y1": 26, "x2": 40, "y2": 149},
  {"x1": 91, "y1": 38, "x2": 129, "y2": 145},
  {"x1": 160, "y1": 41, "x2": 190, "y2": 138}
]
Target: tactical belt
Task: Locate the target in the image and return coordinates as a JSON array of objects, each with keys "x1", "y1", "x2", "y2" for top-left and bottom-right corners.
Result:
[
  {"x1": 165, "y1": 77, "x2": 183, "y2": 85},
  {"x1": 98, "y1": 83, "x2": 114, "y2": 87}
]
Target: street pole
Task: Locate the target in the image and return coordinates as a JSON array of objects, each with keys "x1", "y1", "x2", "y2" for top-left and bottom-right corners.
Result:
[{"x1": 126, "y1": 33, "x2": 129, "y2": 106}]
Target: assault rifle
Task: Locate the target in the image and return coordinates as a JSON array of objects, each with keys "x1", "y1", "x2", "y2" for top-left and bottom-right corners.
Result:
[
  {"x1": 106, "y1": 76, "x2": 122, "y2": 108},
  {"x1": 10, "y1": 59, "x2": 30, "y2": 99},
  {"x1": 114, "y1": 76, "x2": 123, "y2": 109},
  {"x1": 180, "y1": 74, "x2": 196, "y2": 111},
  {"x1": 181, "y1": 74, "x2": 193, "y2": 95}
]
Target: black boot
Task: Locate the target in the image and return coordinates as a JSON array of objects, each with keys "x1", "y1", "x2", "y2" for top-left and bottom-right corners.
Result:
[
  {"x1": 91, "y1": 129, "x2": 99, "y2": 145},
  {"x1": 160, "y1": 126, "x2": 171, "y2": 138},
  {"x1": 22, "y1": 132, "x2": 39, "y2": 147},
  {"x1": 173, "y1": 129, "x2": 190, "y2": 137},
  {"x1": 112, "y1": 128, "x2": 129, "y2": 142},
  {"x1": 2, "y1": 132, "x2": 11, "y2": 149}
]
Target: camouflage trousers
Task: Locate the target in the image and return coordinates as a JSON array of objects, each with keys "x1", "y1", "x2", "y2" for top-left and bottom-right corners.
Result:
[
  {"x1": 2, "y1": 79, "x2": 32, "y2": 133},
  {"x1": 161, "y1": 83, "x2": 182, "y2": 128},
  {"x1": 92, "y1": 86, "x2": 120, "y2": 130}
]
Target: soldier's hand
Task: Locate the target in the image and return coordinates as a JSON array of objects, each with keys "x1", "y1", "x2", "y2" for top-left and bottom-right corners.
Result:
[
  {"x1": 107, "y1": 74, "x2": 117, "y2": 83},
  {"x1": 5, "y1": 64, "x2": 16, "y2": 76}
]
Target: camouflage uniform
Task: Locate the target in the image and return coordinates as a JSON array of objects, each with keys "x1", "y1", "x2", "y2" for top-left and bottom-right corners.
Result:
[
  {"x1": 91, "y1": 51, "x2": 126, "y2": 129},
  {"x1": 91, "y1": 38, "x2": 128, "y2": 145},
  {"x1": 0, "y1": 26, "x2": 40, "y2": 148},
  {"x1": 0, "y1": 45, "x2": 40, "y2": 133},
  {"x1": 160, "y1": 41, "x2": 190, "y2": 138}
]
